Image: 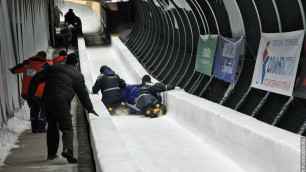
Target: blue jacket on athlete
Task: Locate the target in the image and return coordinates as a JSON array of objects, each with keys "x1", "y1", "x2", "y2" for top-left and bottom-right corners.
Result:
[{"x1": 92, "y1": 66, "x2": 126, "y2": 107}]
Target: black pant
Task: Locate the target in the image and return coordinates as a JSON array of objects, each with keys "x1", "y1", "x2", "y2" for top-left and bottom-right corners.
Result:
[
  {"x1": 104, "y1": 101, "x2": 121, "y2": 109},
  {"x1": 43, "y1": 104, "x2": 73, "y2": 156}
]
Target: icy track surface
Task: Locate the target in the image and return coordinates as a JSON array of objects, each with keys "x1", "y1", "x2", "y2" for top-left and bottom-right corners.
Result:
[{"x1": 86, "y1": 45, "x2": 245, "y2": 172}]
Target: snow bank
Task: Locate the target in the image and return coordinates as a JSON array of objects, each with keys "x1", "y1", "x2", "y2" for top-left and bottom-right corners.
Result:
[{"x1": 0, "y1": 104, "x2": 30, "y2": 167}]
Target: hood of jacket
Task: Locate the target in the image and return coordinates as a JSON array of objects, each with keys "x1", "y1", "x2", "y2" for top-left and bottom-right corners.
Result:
[
  {"x1": 104, "y1": 67, "x2": 115, "y2": 75},
  {"x1": 29, "y1": 55, "x2": 48, "y2": 69}
]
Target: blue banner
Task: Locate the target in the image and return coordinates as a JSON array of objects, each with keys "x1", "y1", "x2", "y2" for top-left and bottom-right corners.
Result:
[{"x1": 212, "y1": 36, "x2": 244, "y2": 83}]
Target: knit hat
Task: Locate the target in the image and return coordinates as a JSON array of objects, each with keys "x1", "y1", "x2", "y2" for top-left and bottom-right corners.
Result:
[
  {"x1": 59, "y1": 50, "x2": 67, "y2": 56},
  {"x1": 100, "y1": 65, "x2": 108, "y2": 73},
  {"x1": 37, "y1": 51, "x2": 47, "y2": 58},
  {"x1": 66, "y1": 53, "x2": 79, "y2": 65},
  {"x1": 142, "y1": 75, "x2": 151, "y2": 83}
]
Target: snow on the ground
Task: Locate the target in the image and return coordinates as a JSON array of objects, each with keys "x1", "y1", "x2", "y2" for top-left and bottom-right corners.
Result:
[{"x1": 0, "y1": 104, "x2": 30, "y2": 167}]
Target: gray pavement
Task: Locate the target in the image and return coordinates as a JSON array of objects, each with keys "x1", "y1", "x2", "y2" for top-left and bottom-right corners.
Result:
[{"x1": 0, "y1": 96, "x2": 95, "y2": 172}]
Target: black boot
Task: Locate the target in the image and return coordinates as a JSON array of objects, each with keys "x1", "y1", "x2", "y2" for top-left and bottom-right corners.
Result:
[
  {"x1": 61, "y1": 149, "x2": 78, "y2": 164},
  {"x1": 47, "y1": 154, "x2": 58, "y2": 160}
]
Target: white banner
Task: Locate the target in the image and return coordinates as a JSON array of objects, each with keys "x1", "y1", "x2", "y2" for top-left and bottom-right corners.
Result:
[{"x1": 251, "y1": 30, "x2": 305, "y2": 96}]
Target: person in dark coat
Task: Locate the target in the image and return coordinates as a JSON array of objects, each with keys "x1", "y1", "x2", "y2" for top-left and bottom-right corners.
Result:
[
  {"x1": 136, "y1": 75, "x2": 174, "y2": 117},
  {"x1": 9, "y1": 51, "x2": 51, "y2": 133},
  {"x1": 61, "y1": 22, "x2": 75, "y2": 52},
  {"x1": 64, "y1": 9, "x2": 77, "y2": 26},
  {"x1": 28, "y1": 53, "x2": 98, "y2": 164},
  {"x1": 92, "y1": 65, "x2": 126, "y2": 114}
]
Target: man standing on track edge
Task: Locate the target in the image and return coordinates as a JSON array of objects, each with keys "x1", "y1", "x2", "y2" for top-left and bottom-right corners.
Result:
[{"x1": 28, "y1": 53, "x2": 98, "y2": 164}]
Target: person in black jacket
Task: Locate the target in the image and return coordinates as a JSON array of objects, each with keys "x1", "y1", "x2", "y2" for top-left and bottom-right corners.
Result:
[
  {"x1": 136, "y1": 75, "x2": 175, "y2": 118},
  {"x1": 61, "y1": 22, "x2": 75, "y2": 52},
  {"x1": 64, "y1": 9, "x2": 77, "y2": 26},
  {"x1": 28, "y1": 53, "x2": 98, "y2": 164},
  {"x1": 92, "y1": 65, "x2": 126, "y2": 114}
]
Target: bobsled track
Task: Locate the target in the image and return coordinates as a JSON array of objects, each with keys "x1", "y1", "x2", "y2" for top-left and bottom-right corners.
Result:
[
  {"x1": 73, "y1": 1, "x2": 301, "y2": 171},
  {"x1": 80, "y1": 36, "x2": 300, "y2": 172},
  {"x1": 82, "y1": 37, "x2": 248, "y2": 172},
  {"x1": 0, "y1": 0, "x2": 304, "y2": 172}
]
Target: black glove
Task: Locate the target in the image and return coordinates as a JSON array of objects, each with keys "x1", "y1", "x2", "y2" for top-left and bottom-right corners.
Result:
[
  {"x1": 9, "y1": 68, "x2": 15, "y2": 74},
  {"x1": 27, "y1": 98, "x2": 35, "y2": 108},
  {"x1": 88, "y1": 109, "x2": 99, "y2": 116},
  {"x1": 167, "y1": 84, "x2": 175, "y2": 90}
]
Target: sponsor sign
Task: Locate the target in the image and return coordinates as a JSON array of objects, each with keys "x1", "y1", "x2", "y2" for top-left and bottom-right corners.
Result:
[
  {"x1": 212, "y1": 35, "x2": 244, "y2": 83},
  {"x1": 195, "y1": 34, "x2": 218, "y2": 76},
  {"x1": 251, "y1": 30, "x2": 305, "y2": 96}
]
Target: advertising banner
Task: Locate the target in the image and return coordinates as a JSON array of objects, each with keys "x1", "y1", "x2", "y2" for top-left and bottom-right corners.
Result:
[
  {"x1": 195, "y1": 34, "x2": 218, "y2": 76},
  {"x1": 212, "y1": 35, "x2": 244, "y2": 83},
  {"x1": 251, "y1": 30, "x2": 305, "y2": 96}
]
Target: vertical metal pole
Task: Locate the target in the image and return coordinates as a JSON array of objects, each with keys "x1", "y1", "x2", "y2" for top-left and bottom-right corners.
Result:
[
  {"x1": 272, "y1": 96, "x2": 293, "y2": 126},
  {"x1": 199, "y1": 76, "x2": 213, "y2": 97},
  {"x1": 251, "y1": 92, "x2": 270, "y2": 117},
  {"x1": 235, "y1": 87, "x2": 252, "y2": 110}
]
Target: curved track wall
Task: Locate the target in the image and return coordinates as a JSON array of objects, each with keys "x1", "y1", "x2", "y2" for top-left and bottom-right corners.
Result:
[
  {"x1": 0, "y1": 0, "x2": 52, "y2": 130},
  {"x1": 125, "y1": 0, "x2": 306, "y2": 135}
]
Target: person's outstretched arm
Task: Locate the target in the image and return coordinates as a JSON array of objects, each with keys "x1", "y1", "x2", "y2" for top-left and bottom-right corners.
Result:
[
  {"x1": 9, "y1": 60, "x2": 28, "y2": 74},
  {"x1": 150, "y1": 83, "x2": 175, "y2": 93},
  {"x1": 74, "y1": 75, "x2": 98, "y2": 116}
]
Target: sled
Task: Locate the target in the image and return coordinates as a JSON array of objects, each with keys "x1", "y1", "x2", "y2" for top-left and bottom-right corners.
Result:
[{"x1": 121, "y1": 84, "x2": 166, "y2": 117}]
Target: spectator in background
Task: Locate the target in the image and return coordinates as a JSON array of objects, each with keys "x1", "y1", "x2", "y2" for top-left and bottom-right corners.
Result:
[
  {"x1": 28, "y1": 53, "x2": 98, "y2": 163},
  {"x1": 54, "y1": 6, "x2": 63, "y2": 28},
  {"x1": 64, "y1": 9, "x2": 77, "y2": 26},
  {"x1": 61, "y1": 22, "x2": 75, "y2": 52},
  {"x1": 9, "y1": 51, "x2": 51, "y2": 133},
  {"x1": 64, "y1": 9, "x2": 81, "y2": 47},
  {"x1": 53, "y1": 50, "x2": 67, "y2": 64},
  {"x1": 92, "y1": 65, "x2": 126, "y2": 114}
]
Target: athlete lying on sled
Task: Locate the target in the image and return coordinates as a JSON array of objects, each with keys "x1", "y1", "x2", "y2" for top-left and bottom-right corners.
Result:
[{"x1": 121, "y1": 75, "x2": 175, "y2": 118}]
